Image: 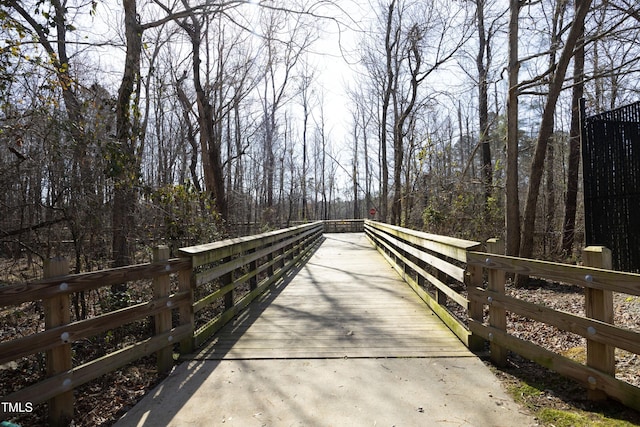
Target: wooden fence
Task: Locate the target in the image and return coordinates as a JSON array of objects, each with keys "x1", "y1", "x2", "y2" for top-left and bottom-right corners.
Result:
[
  {"x1": 3, "y1": 219, "x2": 639, "y2": 423},
  {"x1": 323, "y1": 219, "x2": 365, "y2": 233},
  {"x1": 467, "y1": 243, "x2": 640, "y2": 411},
  {"x1": 365, "y1": 220, "x2": 640, "y2": 411},
  {"x1": 364, "y1": 220, "x2": 481, "y2": 347},
  {"x1": 0, "y1": 221, "x2": 323, "y2": 425}
]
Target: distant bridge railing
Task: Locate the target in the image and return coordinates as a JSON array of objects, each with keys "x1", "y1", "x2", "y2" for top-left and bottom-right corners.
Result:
[
  {"x1": 364, "y1": 220, "x2": 640, "y2": 411},
  {"x1": 323, "y1": 219, "x2": 365, "y2": 233},
  {"x1": 0, "y1": 221, "x2": 323, "y2": 425}
]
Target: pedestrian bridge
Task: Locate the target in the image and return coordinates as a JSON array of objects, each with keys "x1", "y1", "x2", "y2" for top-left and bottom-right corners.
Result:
[
  {"x1": 114, "y1": 230, "x2": 530, "y2": 426},
  {"x1": 1, "y1": 220, "x2": 639, "y2": 425}
]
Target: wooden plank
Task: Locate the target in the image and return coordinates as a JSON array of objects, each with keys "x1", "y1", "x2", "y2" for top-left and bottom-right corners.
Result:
[
  {"x1": 583, "y1": 246, "x2": 615, "y2": 401},
  {"x1": 193, "y1": 227, "x2": 317, "y2": 285},
  {"x1": 364, "y1": 221, "x2": 481, "y2": 262},
  {"x1": 178, "y1": 268, "x2": 194, "y2": 354},
  {"x1": 153, "y1": 246, "x2": 173, "y2": 374},
  {"x1": 181, "y1": 222, "x2": 322, "y2": 267},
  {"x1": 486, "y1": 239, "x2": 507, "y2": 367},
  {"x1": 3, "y1": 325, "x2": 192, "y2": 407},
  {"x1": 44, "y1": 257, "x2": 73, "y2": 427},
  {"x1": 469, "y1": 321, "x2": 640, "y2": 412},
  {"x1": 0, "y1": 292, "x2": 190, "y2": 365},
  {"x1": 467, "y1": 251, "x2": 640, "y2": 296},
  {"x1": 467, "y1": 263, "x2": 486, "y2": 351},
  {"x1": 188, "y1": 233, "x2": 470, "y2": 361},
  {"x1": 471, "y1": 287, "x2": 640, "y2": 355},
  {"x1": 0, "y1": 258, "x2": 192, "y2": 307},
  {"x1": 367, "y1": 226, "x2": 467, "y2": 282}
]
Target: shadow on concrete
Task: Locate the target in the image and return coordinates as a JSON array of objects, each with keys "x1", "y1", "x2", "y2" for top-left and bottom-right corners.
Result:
[{"x1": 114, "y1": 237, "x2": 324, "y2": 427}]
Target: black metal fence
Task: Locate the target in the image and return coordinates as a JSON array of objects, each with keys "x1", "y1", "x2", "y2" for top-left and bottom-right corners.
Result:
[{"x1": 582, "y1": 100, "x2": 640, "y2": 272}]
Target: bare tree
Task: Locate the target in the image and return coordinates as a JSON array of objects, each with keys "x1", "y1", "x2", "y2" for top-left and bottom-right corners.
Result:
[
  {"x1": 505, "y1": 0, "x2": 521, "y2": 257},
  {"x1": 519, "y1": 0, "x2": 593, "y2": 260}
]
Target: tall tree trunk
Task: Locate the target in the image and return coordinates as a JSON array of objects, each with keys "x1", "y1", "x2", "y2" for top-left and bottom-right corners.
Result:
[
  {"x1": 520, "y1": 0, "x2": 592, "y2": 260},
  {"x1": 175, "y1": 73, "x2": 202, "y2": 192},
  {"x1": 476, "y1": 0, "x2": 493, "y2": 211},
  {"x1": 505, "y1": 0, "x2": 521, "y2": 257},
  {"x1": 562, "y1": 3, "x2": 587, "y2": 255},
  {"x1": 545, "y1": 137, "x2": 556, "y2": 254},
  {"x1": 181, "y1": 7, "x2": 228, "y2": 220},
  {"x1": 112, "y1": 0, "x2": 142, "y2": 299},
  {"x1": 380, "y1": 0, "x2": 397, "y2": 222},
  {"x1": 353, "y1": 123, "x2": 359, "y2": 219}
]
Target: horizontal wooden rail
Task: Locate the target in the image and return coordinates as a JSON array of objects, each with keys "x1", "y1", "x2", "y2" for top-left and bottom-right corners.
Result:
[
  {"x1": 1, "y1": 221, "x2": 324, "y2": 425},
  {"x1": 364, "y1": 220, "x2": 480, "y2": 346},
  {"x1": 323, "y1": 219, "x2": 365, "y2": 233},
  {"x1": 467, "y1": 243, "x2": 640, "y2": 411},
  {"x1": 180, "y1": 222, "x2": 323, "y2": 347},
  {"x1": 0, "y1": 258, "x2": 192, "y2": 307}
]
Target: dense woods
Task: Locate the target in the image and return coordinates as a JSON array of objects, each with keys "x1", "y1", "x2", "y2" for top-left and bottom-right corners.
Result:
[{"x1": 2, "y1": 0, "x2": 640, "y2": 277}]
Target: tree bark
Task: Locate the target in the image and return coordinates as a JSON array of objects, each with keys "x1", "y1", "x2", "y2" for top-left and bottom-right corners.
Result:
[
  {"x1": 380, "y1": 0, "x2": 397, "y2": 223},
  {"x1": 505, "y1": 0, "x2": 521, "y2": 257},
  {"x1": 476, "y1": 0, "x2": 493, "y2": 211},
  {"x1": 520, "y1": 0, "x2": 592, "y2": 260},
  {"x1": 112, "y1": 0, "x2": 143, "y2": 301},
  {"x1": 562, "y1": 3, "x2": 586, "y2": 255},
  {"x1": 179, "y1": 6, "x2": 228, "y2": 219}
]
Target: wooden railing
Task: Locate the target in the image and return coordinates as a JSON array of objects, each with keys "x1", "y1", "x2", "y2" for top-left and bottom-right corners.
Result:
[
  {"x1": 0, "y1": 221, "x2": 323, "y2": 425},
  {"x1": 179, "y1": 221, "x2": 323, "y2": 348},
  {"x1": 467, "y1": 243, "x2": 640, "y2": 411},
  {"x1": 365, "y1": 220, "x2": 640, "y2": 411},
  {"x1": 323, "y1": 219, "x2": 365, "y2": 233},
  {"x1": 3, "y1": 219, "x2": 639, "y2": 422},
  {"x1": 364, "y1": 220, "x2": 481, "y2": 346}
]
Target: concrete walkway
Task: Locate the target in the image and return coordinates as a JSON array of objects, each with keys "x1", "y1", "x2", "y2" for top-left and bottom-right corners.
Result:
[{"x1": 116, "y1": 234, "x2": 537, "y2": 426}]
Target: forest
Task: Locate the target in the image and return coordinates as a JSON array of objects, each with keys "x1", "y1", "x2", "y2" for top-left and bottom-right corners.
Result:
[{"x1": 1, "y1": 0, "x2": 640, "y2": 278}]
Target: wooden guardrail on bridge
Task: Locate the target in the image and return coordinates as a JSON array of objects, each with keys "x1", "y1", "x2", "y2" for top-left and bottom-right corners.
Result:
[
  {"x1": 364, "y1": 220, "x2": 640, "y2": 411},
  {"x1": 0, "y1": 221, "x2": 323, "y2": 425},
  {"x1": 3, "y1": 219, "x2": 640, "y2": 424},
  {"x1": 467, "y1": 243, "x2": 640, "y2": 411},
  {"x1": 364, "y1": 220, "x2": 482, "y2": 347},
  {"x1": 323, "y1": 219, "x2": 365, "y2": 233}
]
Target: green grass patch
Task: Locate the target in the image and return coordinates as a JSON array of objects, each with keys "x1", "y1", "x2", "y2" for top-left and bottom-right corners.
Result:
[
  {"x1": 537, "y1": 408, "x2": 639, "y2": 427},
  {"x1": 506, "y1": 380, "x2": 639, "y2": 427}
]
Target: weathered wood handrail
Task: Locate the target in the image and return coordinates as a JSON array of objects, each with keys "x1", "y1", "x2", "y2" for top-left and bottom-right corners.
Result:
[
  {"x1": 467, "y1": 243, "x2": 640, "y2": 411},
  {"x1": 323, "y1": 219, "x2": 365, "y2": 233},
  {"x1": 364, "y1": 220, "x2": 481, "y2": 346},
  {"x1": 179, "y1": 221, "x2": 323, "y2": 348},
  {"x1": 0, "y1": 221, "x2": 323, "y2": 425},
  {"x1": 364, "y1": 220, "x2": 640, "y2": 411},
  {"x1": 3, "y1": 220, "x2": 639, "y2": 422}
]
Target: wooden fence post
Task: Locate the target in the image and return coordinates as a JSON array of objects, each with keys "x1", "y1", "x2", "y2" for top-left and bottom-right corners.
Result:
[
  {"x1": 44, "y1": 257, "x2": 73, "y2": 427},
  {"x1": 582, "y1": 246, "x2": 615, "y2": 401},
  {"x1": 487, "y1": 239, "x2": 507, "y2": 367},
  {"x1": 222, "y1": 256, "x2": 234, "y2": 311},
  {"x1": 178, "y1": 267, "x2": 195, "y2": 355},
  {"x1": 467, "y1": 261, "x2": 485, "y2": 352},
  {"x1": 249, "y1": 248, "x2": 258, "y2": 291},
  {"x1": 153, "y1": 246, "x2": 173, "y2": 374}
]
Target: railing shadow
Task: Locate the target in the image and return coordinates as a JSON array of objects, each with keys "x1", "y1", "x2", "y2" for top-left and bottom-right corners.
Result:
[{"x1": 114, "y1": 236, "x2": 325, "y2": 426}]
